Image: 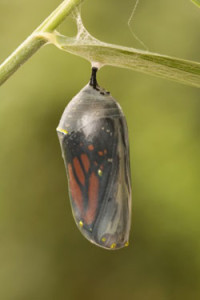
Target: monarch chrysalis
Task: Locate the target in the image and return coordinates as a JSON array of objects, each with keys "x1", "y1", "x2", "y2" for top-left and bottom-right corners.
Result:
[{"x1": 57, "y1": 68, "x2": 132, "y2": 250}]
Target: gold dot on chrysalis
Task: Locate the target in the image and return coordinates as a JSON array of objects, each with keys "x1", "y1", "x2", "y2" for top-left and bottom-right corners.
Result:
[
  {"x1": 110, "y1": 243, "x2": 116, "y2": 249},
  {"x1": 79, "y1": 221, "x2": 83, "y2": 227},
  {"x1": 125, "y1": 241, "x2": 129, "y2": 247},
  {"x1": 98, "y1": 169, "x2": 103, "y2": 176},
  {"x1": 101, "y1": 237, "x2": 106, "y2": 243},
  {"x1": 57, "y1": 128, "x2": 68, "y2": 135}
]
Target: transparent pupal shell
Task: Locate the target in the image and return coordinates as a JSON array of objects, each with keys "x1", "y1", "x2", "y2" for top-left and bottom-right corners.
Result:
[{"x1": 57, "y1": 83, "x2": 132, "y2": 250}]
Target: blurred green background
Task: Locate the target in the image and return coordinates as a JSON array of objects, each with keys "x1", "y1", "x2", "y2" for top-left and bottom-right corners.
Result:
[{"x1": 0, "y1": 0, "x2": 200, "y2": 299}]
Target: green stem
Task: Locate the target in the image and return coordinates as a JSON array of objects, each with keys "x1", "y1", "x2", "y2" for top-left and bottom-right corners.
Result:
[
  {"x1": 191, "y1": 0, "x2": 200, "y2": 8},
  {"x1": 0, "y1": 0, "x2": 83, "y2": 86},
  {"x1": 52, "y1": 33, "x2": 200, "y2": 88},
  {"x1": 0, "y1": 0, "x2": 200, "y2": 88},
  {"x1": 0, "y1": 35, "x2": 46, "y2": 86},
  {"x1": 36, "y1": 0, "x2": 83, "y2": 32}
]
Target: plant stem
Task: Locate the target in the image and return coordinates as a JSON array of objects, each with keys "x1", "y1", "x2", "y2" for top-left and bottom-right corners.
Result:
[
  {"x1": 0, "y1": 0, "x2": 200, "y2": 88},
  {"x1": 191, "y1": 0, "x2": 200, "y2": 8},
  {"x1": 53, "y1": 33, "x2": 200, "y2": 88},
  {"x1": 0, "y1": 0, "x2": 83, "y2": 86},
  {"x1": 0, "y1": 35, "x2": 46, "y2": 86},
  {"x1": 36, "y1": 0, "x2": 83, "y2": 32}
]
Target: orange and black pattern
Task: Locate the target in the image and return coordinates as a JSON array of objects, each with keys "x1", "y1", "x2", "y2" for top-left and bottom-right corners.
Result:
[
  {"x1": 57, "y1": 68, "x2": 132, "y2": 250},
  {"x1": 62, "y1": 118, "x2": 119, "y2": 229}
]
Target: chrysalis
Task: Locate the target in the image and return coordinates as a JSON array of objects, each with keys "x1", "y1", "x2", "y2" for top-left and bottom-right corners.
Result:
[{"x1": 57, "y1": 68, "x2": 132, "y2": 250}]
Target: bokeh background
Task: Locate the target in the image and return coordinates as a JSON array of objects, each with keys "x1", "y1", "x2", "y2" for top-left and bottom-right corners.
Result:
[{"x1": 0, "y1": 0, "x2": 200, "y2": 299}]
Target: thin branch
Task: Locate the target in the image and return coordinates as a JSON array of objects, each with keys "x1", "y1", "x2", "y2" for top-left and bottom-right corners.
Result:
[
  {"x1": 36, "y1": 0, "x2": 83, "y2": 32},
  {"x1": 0, "y1": 0, "x2": 83, "y2": 86},
  {"x1": 0, "y1": 0, "x2": 200, "y2": 88},
  {"x1": 52, "y1": 33, "x2": 200, "y2": 88},
  {"x1": 0, "y1": 34, "x2": 46, "y2": 86},
  {"x1": 191, "y1": 0, "x2": 200, "y2": 8}
]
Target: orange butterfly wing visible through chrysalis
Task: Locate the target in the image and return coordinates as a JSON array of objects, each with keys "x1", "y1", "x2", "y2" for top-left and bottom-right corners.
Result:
[
  {"x1": 84, "y1": 172, "x2": 99, "y2": 225},
  {"x1": 57, "y1": 67, "x2": 132, "y2": 250},
  {"x1": 67, "y1": 163, "x2": 83, "y2": 212}
]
